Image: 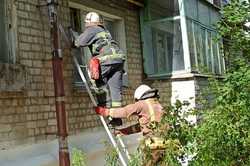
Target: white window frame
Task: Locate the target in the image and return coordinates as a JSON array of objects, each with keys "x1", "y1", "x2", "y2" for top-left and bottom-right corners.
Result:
[
  {"x1": 140, "y1": 0, "x2": 190, "y2": 78},
  {"x1": 178, "y1": 0, "x2": 191, "y2": 72}
]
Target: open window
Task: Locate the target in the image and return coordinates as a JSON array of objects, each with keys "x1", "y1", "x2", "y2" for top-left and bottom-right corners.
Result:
[{"x1": 69, "y1": 2, "x2": 128, "y2": 88}]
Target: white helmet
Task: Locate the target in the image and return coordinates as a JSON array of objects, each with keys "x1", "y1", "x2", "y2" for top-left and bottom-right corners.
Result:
[
  {"x1": 134, "y1": 84, "x2": 151, "y2": 100},
  {"x1": 85, "y1": 12, "x2": 103, "y2": 27}
]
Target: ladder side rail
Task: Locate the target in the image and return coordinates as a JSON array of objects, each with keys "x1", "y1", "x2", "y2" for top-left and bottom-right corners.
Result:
[
  {"x1": 73, "y1": 56, "x2": 128, "y2": 166},
  {"x1": 117, "y1": 135, "x2": 131, "y2": 160}
]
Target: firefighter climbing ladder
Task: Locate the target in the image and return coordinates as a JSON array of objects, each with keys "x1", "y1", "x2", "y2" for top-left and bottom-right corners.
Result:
[
  {"x1": 57, "y1": 13, "x2": 130, "y2": 166},
  {"x1": 58, "y1": 24, "x2": 130, "y2": 166},
  {"x1": 73, "y1": 56, "x2": 130, "y2": 166},
  {"x1": 57, "y1": 14, "x2": 130, "y2": 166}
]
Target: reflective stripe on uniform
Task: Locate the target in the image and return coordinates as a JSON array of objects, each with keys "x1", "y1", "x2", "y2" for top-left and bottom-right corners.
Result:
[
  {"x1": 92, "y1": 31, "x2": 111, "y2": 55},
  {"x1": 97, "y1": 53, "x2": 125, "y2": 63},
  {"x1": 96, "y1": 31, "x2": 108, "y2": 38},
  {"x1": 144, "y1": 136, "x2": 166, "y2": 150},
  {"x1": 145, "y1": 99, "x2": 156, "y2": 122},
  {"x1": 93, "y1": 32, "x2": 125, "y2": 62},
  {"x1": 109, "y1": 101, "x2": 122, "y2": 117}
]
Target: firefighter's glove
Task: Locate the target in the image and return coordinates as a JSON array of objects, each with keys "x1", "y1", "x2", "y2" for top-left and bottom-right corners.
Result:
[
  {"x1": 89, "y1": 57, "x2": 100, "y2": 80},
  {"x1": 95, "y1": 106, "x2": 109, "y2": 117}
]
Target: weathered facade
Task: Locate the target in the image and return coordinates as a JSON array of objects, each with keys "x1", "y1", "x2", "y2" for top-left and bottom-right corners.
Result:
[
  {"x1": 0, "y1": 0, "x2": 144, "y2": 149},
  {"x1": 0, "y1": 0, "x2": 224, "y2": 165}
]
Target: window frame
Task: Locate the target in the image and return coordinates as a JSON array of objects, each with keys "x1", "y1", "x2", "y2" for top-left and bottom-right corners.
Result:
[
  {"x1": 140, "y1": 0, "x2": 225, "y2": 79},
  {"x1": 69, "y1": 2, "x2": 128, "y2": 88},
  {"x1": 140, "y1": 0, "x2": 191, "y2": 78},
  {"x1": 0, "y1": 0, "x2": 17, "y2": 64},
  {"x1": 185, "y1": 0, "x2": 225, "y2": 75}
]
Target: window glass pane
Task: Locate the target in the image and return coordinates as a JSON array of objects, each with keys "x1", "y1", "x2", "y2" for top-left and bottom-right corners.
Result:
[
  {"x1": 70, "y1": 8, "x2": 82, "y2": 33},
  {"x1": 152, "y1": 27, "x2": 169, "y2": 73},
  {"x1": 70, "y1": 8, "x2": 86, "y2": 87},
  {"x1": 197, "y1": 27, "x2": 207, "y2": 71},
  {"x1": 210, "y1": 8, "x2": 220, "y2": 27},
  {"x1": 147, "y1": 0, "x2": 179, "y2": 21},
  {"x1": 104, "y1": 19, "x2": 115, "y2": 39},
  {"x1": 143, "y1": 19, "x2": 184, "y2": 74},
  {"x1": 187, "y1": 19, "x2": 197, "y2": 71},
  {"x1": 212, "y1": 33, "x2": 220, "y2": 74},
  {"x1": 0, "y1": 0, "x2": 7, "y2": 63},
  {"x1": 142, "y1": 25, "x2": 155, "y2": 75},
  {"x1": 198, "y1": 1, "x2": 210, "y2": 26},
  {"x1": 219, "y1": 43, "x2": 225, "y2": 74},
  {"x1": 188, "y1": 19, "x2": 224, "y2": 75},
  {"x1": 186, "y1": 1, "x2": 224, "y2": 75},
  {"x1": 172, "y1": 20, "x2": 184, "y2": 71},
  {"x1": 184, "y1": 0, "x2": 198, "y2": 20}
]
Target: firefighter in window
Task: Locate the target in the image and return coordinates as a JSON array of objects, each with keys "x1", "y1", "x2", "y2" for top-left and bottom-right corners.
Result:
[
  {"x1": 74, "y1": 12, "x2": 125, "y2": 126},
  {"x1": 95, "y1": 84, "x2": 167, "y2": 166}
]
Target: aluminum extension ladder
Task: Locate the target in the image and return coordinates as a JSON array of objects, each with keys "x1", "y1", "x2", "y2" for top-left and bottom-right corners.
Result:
[{"x1": 73, "y1": 55, "x2": 130, "y2": 166}]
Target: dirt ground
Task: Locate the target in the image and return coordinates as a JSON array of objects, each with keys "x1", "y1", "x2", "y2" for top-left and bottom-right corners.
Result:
[{"x1": 41, "y1": 161, "x2": 58, "y2": 166}]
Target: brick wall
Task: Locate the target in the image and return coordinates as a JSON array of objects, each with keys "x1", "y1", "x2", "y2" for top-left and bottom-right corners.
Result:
[{"x1": 0, "y1": 0, "x2": 172, "y2": 150}]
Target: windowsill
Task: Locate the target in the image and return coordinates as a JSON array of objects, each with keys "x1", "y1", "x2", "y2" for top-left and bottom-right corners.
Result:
[{"x1": 145, "y1": 70, "x2": 225, "y2": 80}]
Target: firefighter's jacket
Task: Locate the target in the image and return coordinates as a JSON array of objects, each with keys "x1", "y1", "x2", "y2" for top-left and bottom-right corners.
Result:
[
  {"x1": 75, "y1": 25, "x2": 125, "y2": 65},
  {"x1": 109, "y1": 98, "x2": 164, "y2": 136}
]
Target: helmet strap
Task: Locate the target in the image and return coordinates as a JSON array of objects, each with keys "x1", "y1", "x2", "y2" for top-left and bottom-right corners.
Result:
[{"x1": 139, "y1": 89, "x2": 159, "y2": 100}]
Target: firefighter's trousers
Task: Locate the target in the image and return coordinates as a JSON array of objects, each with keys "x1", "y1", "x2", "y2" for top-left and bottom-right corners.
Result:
[{"x1": 95, "y1": 62, "x2": 124, "y2": 108}]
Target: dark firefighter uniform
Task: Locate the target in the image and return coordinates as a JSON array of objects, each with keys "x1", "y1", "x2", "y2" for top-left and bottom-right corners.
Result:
[{"x1": 75, "y1": 25, "x2": 125, "y2": 108}]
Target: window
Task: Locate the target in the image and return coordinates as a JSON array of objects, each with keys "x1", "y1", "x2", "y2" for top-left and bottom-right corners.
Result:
[
  {"x1": 141, "y1": 0, "x2": 185, "y2": 77},
  {"x1": 0, "y1": 1, "x2": 8, "y2": 62},
  {"x1": 0, "y1": 0, "x2": 16, "y2": 64},
  {"x1": 69, "y1": 3, "x2": 128, "y2": 87},
  {"x1": 185, "y1": 0, "x2": 220, "y2": 26},
  {"x1": 70, "y1": 8, "x2": 86, "y2": 88},
  {"x1": 186, "y1": 0, "x2": 225, "y2": 74}
]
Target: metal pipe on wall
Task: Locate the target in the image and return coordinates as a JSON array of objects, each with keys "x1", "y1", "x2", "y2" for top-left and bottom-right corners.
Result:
[{"x1": 47, "y1": 0, "x2": 70, "y2": 165}]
